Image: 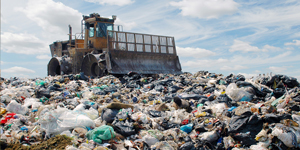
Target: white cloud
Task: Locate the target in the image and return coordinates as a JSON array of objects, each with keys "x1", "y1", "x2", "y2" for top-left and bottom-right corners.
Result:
[
  {"x1": 229, "y1": 40, "x2": 281, "y2": 53},
  {"x1": 84, "y1": 0, "x2": 134, "y2": 6},
  {"x1": 292, "y1": 32, "x2": 300, "y2": 38},
  {"x1": 114, "y1": 18, "x2": 137, "y2": 31},
  {"x1": 229, "y1": 40, "x2": 261, "y2": 52},
  {"x1": 262, "y1": 45, "x2": 281, "y2": 51},
  {"x1": 220, "y1": 65, "x2": 248, "y2": 71},
  {"x1": 231, "y1": 3, "x2": 300, "y2": 28},
  {"x1": 285, "y1": 47, "x2": 295, "y2": 50},
  {"x1": 170, "y1": 0, "x2": 239, "y2": 19},
  {"x1": 284, "y1": 40, "x2": 300, "y2": 46},
  {"x1": 176, "y1": 46, "x2": 216, "y2": 58},
  {"x1": 268, "y1": 66, "x2": 287, "y2": 73},
  {"x1": 181, "y1": 51, "x2": 300, "y2": 73},
  {"x1": 1, "y1": 32, "x2": 48, "y2": 54},
  {"x1": 36, "y1": 55, "x2": 51, "y2": 60},
  {"x1": 2, "y1": 66, "x2": 35, "y2": 74},
  {"x1": 16, "y1": 0, "x2": 82, "y2": 34},
  {"x1": 254, "y1": 70, "x2": 261, "y2": 74}
]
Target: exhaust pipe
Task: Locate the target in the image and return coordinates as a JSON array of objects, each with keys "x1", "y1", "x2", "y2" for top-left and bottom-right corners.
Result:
[
  {"x1": 81, "y1": 53, "x2": 106, "y2": 77},
  {"x1": 48, "y1": 57, "x2": 72, "y2": 76}
]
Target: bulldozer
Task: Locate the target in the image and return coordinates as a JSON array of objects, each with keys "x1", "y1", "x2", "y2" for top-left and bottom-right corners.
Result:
[{"x1": 48, "y1": 13, "x2": 182, "y2": 77}]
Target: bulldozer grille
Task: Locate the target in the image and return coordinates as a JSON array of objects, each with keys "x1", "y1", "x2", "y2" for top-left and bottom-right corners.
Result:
[{"x1": 107, "y1": 31, "x2": 177, "y2": 54}]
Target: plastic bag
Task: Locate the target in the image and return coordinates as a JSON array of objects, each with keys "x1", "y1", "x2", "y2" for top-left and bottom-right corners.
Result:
[
  {"x1": 101, "y1": 108, "x2": 119, "y2": 123},
  {"x1": 66, "y1": 97, "x2": 79, "y2": 106},
  {"x1": 24, "y1": 98, "x2": 42, "y2": 109},
  {"x1": 131, "y1": 112, "x2": 150, "y2": 124},
  {"x1": 39, "y1": 109, "x2": 63, "y2": 135},
  {"x1": 179, "y1": 142, "x2": 195, "y2": 150},
  {"x1": 148, "y1": 110, "x2": 162, "y2": 117},
  {"x1": 73, "y1": 103, "x2": 85, "y2": 111},
  {"x1": 199, "y1": 130, "x2": 219, "y2": 142},
  {"x1": 112, "y1": 120, "x2": 136, "y2": 137},
  {"x1": 223, "y1": 136, "x2": 235, "y2": 149},
  {"x1": 180, "y1": 123, "x2": 193, "y2": 133},
  {"x1": 211, "y1": 103, "x2": 228, "y2": 116},
  {"x1": 83, "y1": 107, "x2": 98, "y2": 120},
  {"x1": 57, "y1": 111, "x2": 95, "y2": 129},
  {"x1": 0, "y1": 93, "x2": 15, "y2": 103},
  {"x1": 142, "y1": 134, "x2": 159, "y2": 146},
  {"x1": 226, "y1": 83, "x2": 253, "y2": 102},
  {"x1": 86, "y1": 125, "x2": 115, "y2": 144},
  {"x1": 6, "y1": 100, "x2": 28, "y2": 115},
  {"x1": 272, "y1": 126, "x2": 298, "y2": 148},
  {"x1": 115, "y1": 108, "x2": 132, "y2": 121},
  {"x1": 179, "y1": 93, "x2": 207, "y2": 100},
  {"x1": 255, "y1": 129, "x2": 268, "y2": 142}
]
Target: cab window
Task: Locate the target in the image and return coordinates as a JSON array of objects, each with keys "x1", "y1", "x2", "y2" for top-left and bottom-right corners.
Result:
[
  {"x1": 97, "y1": 23, "x2": 113, "y2": 37},
  {"x1": 89, "y1": 24, "x2": 94, "y2": 37}
]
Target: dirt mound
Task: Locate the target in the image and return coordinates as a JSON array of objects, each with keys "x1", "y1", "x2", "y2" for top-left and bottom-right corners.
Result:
[{"x1": 4, "y1": 135, "x2": 72, "y2": 150}]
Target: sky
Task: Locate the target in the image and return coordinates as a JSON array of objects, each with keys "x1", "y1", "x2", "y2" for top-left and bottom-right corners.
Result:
[{"x1": 1, "y1": 0, "x2": 300, "y2": 80}]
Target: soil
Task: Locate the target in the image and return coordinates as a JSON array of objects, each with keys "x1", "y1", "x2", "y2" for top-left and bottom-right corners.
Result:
[{"x1": 4, "y1": 135, "x2": 72, "y2": 150}]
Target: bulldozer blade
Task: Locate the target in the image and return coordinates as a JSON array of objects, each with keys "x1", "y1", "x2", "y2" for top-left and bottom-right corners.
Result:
[
  {"x1": 81, "y1": 54, "x2": 102, "y2": 77},
  {"x1": 106, "y1": 50, "x2": 182, "y2": 75}
]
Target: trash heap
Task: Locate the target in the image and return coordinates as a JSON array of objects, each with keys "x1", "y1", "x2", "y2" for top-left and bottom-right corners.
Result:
[{"x1": 0, "y1": 71, "x2": 300, "y2": 150}]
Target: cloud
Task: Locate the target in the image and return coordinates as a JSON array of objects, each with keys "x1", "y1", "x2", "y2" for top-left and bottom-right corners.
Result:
[
  {"x1": 114, "y1": 18, "x2": 137, "y2": 31},
  {"x1": 1, "y1": 32, "x2": 48, "y2": 54},
  {"x1": 2, "y1": 66, "x2": 35, "y2": 74},
  {"x1": 181, "y1": 50, "x2": 300, "y2": 74},
  {"x1": 170, "y1": 0, "x2": 239, "y2": 19},
  {"x1": 16, "y1": 0, "x2": 82, "y2": 34},
  {"x1": 262, "y1": 45, "x2": 281, "y2": 51},
  {"x1": 229, "y1": 40, "x2": 281, "y2": 53},
  {"x1": 284, "y1": 40, "x2": 300, "y2": 46},
  {"x1": 176, "y1": 46, "x2": 216, "y2": 58},
  {"x1": 220, "y1": 65, "x2": 248, "y2": 71},
  {"x1": 254, "y1": 70, "x2": 261, "y2": 74},
  {"x1": 268, "y1": 66, "x2": 287, "y2": 73},
  {"x1": 285, "y1": 47, "x2": 295, "y2": 50},
  {"x1": 84, "y1": 0, "x2": 134, "y2": 6},
  {"x1": 36, "y1": 55, "x2": 51, "y2": 60},
  {"x1": 229, "y1": 40, "x2": 261, "y2": 52}
]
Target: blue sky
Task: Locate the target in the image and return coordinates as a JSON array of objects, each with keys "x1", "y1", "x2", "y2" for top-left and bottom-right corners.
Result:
[{"x1": 1, "y1": 0, "x2": 300, "y2": 80}]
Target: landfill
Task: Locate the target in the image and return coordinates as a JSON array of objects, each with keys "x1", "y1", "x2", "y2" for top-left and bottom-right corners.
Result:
[{"x1": 0, "y1": 71, "x2": 300, "y2": 150}]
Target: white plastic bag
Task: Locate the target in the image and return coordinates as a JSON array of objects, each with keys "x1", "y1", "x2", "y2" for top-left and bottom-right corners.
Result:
[
  {"x1": 6, "y1": 100, "x2": 28, "y2": 115},
  {"x1": 142, "y1": 134, "x2": 159, "y2": 146},
  {"x1": 131, "y1": 112, "x2": 150, "y2": 124},
  {"x1": 199, "y1": 131, "x2": 219, "y2": 142},
  {"x1": 57, "y1": 111, "x2": 95, "y2": 129},
  {"x1": 211, "y1": 103, "x2": 228, "y2": 116},
  {"x1": 73, "y1": 103, "x2": 85, "y2": 111},
  {"x1": 38, "y1": 106, "x2": 69, "y2": 135},
  {"x1": 272, "y1": 126, "x2": 298, "y2": 148},
  {"x1": 83, "y1": 107, "x2": 99, "y2": 120},
  {"x1": 24, "y1": 98, "x2": 42, "y2": 109},
  {"x1": 66, "y1": 97, "x2": 79, "y2": 106},
  {"x1": 226, "y1": 83, "x2": 252, "y2": 102}
]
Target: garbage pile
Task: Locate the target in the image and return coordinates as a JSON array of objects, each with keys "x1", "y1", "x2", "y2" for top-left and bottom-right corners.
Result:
[{"x1": 0, "y1": 71, "x2": 300, "y2": 150}]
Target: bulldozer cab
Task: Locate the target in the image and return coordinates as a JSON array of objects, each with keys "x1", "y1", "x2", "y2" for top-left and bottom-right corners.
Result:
[{"x1": 84, "y1": 14, "x2": 115, "y2": 51}]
